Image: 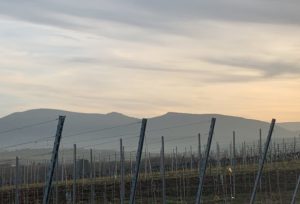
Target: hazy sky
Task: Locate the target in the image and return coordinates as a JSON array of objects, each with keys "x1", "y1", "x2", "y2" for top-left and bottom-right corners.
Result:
[{"x1": 0, "y1": 0, "x2": 299, "y2": 121}]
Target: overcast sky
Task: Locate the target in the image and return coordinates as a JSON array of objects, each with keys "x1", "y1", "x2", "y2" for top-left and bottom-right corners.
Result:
[{"x1": 0, "y1": 0, "x2": 299, "y2": 121}]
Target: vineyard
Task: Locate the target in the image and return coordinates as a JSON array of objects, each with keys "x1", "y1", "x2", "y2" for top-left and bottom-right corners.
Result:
[{"x1": 0, "y1": 115, "x2": 299, "y2": 204}]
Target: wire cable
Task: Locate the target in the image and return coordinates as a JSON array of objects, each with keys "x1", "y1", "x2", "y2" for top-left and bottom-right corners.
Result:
[
  {"x1": 0, "y1": 118, "x2": 58, "y2": 135},
  {"x1": 62, "y1": 121, "x2": 141, "y2": 139},
  {"x1": 0, "y1": 135, "x2": 55, "y2": 151}
]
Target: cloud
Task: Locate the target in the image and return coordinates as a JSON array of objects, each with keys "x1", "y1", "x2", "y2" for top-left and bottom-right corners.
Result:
[
  {"x1": 65, "y1": 57, "x2": 99, "y2": 64},
  {"x1": 0, "y1": 0, "x2": 300, "y2": 120},
  {"x1": 205, "y1": 57, "x2": 300, "y2": 78},
  {"x1": 136, "y1": 0, "x2": 300, "y2": 25},
  {"x1": 1, "y1": 0, "x2": 300, "y2": 37}
]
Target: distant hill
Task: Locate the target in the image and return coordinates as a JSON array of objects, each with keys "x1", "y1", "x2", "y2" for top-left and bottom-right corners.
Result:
[
  {"x1": 0, "y1": 109, "x2": 298, "y2": 161},
  {"x1": 0, "y1": 108, "x2": 138, "y2": 150},
  {"x1": 278, "y1": 122, "x2": 300, "y2": 133}
]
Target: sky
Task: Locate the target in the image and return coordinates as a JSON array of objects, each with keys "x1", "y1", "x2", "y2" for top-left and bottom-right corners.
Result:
[{"x1": 0, "y1": 0, "x2": 300, "y2": 121}]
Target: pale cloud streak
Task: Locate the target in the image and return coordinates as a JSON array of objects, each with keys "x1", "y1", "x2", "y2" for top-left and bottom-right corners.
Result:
[
  {"x1": 205, "y1": 57, "x2": 300, "y2": 78},
  {"x1": 0, "y1": 0, "x2": 300, "y2": 121}
]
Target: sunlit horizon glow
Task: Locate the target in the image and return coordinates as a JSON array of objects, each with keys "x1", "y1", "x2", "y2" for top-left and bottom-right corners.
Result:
[{"x1": 0, "y1": 0, "x2": 299, "y2": 122}]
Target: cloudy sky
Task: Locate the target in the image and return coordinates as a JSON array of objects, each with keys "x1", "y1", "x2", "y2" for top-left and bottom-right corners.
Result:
[{"x1": 0, "y1": 0, "x2": 299, "y2": 121}]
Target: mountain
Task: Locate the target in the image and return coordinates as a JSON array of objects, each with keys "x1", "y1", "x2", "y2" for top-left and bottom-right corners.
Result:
[
  {"x1": 278, "y1": 122, "x2": 300, "y2": 133},
  {"x1": 0, "y1": 108, "x2": 138, "y2": 150},
  {"x1": 146, "y1": 112, "x2": 297, "y2": 153},
  {"x1": 0, "y1": 109, "x2": 298, "y2": 160}
]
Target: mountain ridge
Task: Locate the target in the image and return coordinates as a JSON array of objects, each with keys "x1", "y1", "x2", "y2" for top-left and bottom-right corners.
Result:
[
  {"x1": 0, "y1": 109, "x2": 298, "y2": 156},
  {"x1": 2, "y1": 109, "x2": 299, "y2": 124}
]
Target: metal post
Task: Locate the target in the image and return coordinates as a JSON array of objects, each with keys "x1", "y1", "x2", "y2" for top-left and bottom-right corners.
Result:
[
  {"x1": 55, "y1": 155, "x2": 59, "y2": 204},
  {"x1": 130, "y1": 152, "x2": 133, "y2": 177},
  {"x1": 113, "y1": 152, "x2": 117, "y2": 202},
  {"x1": 175, "y1": 146, "x2": 178, "y2": 172},
  {"x1": 229, "y1": 143, "x2": 233, "y2": 199},
  {"x1": 294, "y1": 137, "x2": 296, "y2": 155},
  {"x1": 259, "y1": 129, "x2": 262, "y2": 191},
  {"x1": 195, "y1": 118, "x2": 216, "y2": 204},
  {"x1": 108, "y1": 155, "x2": 111, "y2": 178},
  {"x1": 190, "y1": 146, "x2": 193, "y2": 171},
  {"x1": 250, "y1": 119, "x2": 276, "y2": 204},
  {"x1": 160, "y1": 136, "x2": 166, "y2": 204},
  {"x1": 43, "y1": 115, "x2": 66, "y2": 204},
  {"x1": 171, "y1": 149, "x2": 174, "y2": 172},
  {"x1": 15, "y1": 156, "x2": 19, "y2": 204},
  {"x1": 283, "y1": 138, "x2": 286, "y2": 159},
  {"x1": 216, "y1": 142, "x2": 220, "y2": 169},
  {"x1": 99, "y1": 154, "x2": 102, "y2": 178},
  {"x1": 61, "y1": 157, "x2": 64, "y2": 182},
  {"x1": 232, "y1": 131, "x2": 236, "y2": 198},
  {"x1": 198, "y1": 133, "x2": 202, "y2": 173},
  {"x1": 259, "y1": 129, "x2": 262, "y2": 157},
  {"x1": 243, "y1": 141, "x2": 246, "y2": 165},
  {"x1": 129, "y1": 118, "x2": 147, "y2": 204},
  {"x1": 73, "y1": 144, "x2": 76, "y2": 204},
  {"x1": 269, "y1": 140, "x2": 273, "y2": 164},
  {"x1": 291, "y1": 175, "x2": 300, "y2": 204},
  {"x1": 90, "y1": 149, "x2": 95, "y2": 204},
  {"x1": 82, "y1": 154, "x2": 85, "y2": 200},
  {"x1": 273, "y1": 142, "x2": 276, "y2": 161},
  {"x1": 120, "y1": 139, "x2": 125, "y2": 204},
  {"x1": 144, "y1": 148, "x2": 147, "y2": 178}
]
